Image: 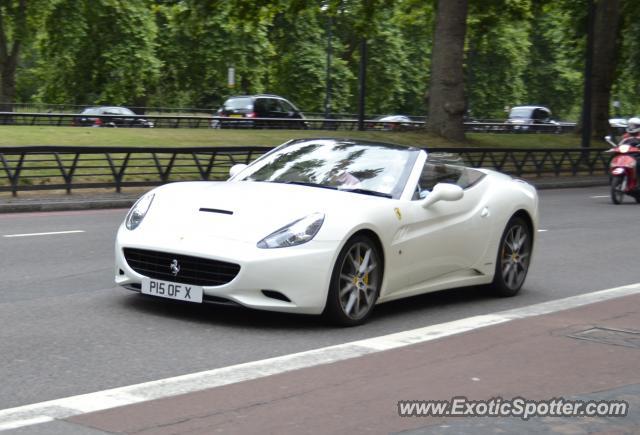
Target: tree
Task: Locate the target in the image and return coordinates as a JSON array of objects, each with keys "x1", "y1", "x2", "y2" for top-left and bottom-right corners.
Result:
[
  {"x1": 0, "y1": 0, "x2": 48, "y2": 110},
  {"x1": 427, "y1": 0, "x2": 468, "y2": 141},
  {"x1": 149, "y1": 1, "x2": 274, "y2": 108},
  {"x1": 393, "y1": 0, "x2": 434, "y2": 115},
  {"x1": 466, "y1": 1, "x2": 532, "y2": 119},
  {"x1": 612, "y1": 0, "x2": 640, "y2": 117},
  {"x1": 589, "y1": 0, "x2": 622, "y2": 138},
  {"x1": 38, "y1": 0, "x2": 160, "y2": 106},
  {"x1": 268, "y1": 7, "x2": 353, "y2": 113},
  {"x1": 522, "y1": 1, "x2": 583, "y2": 120}
]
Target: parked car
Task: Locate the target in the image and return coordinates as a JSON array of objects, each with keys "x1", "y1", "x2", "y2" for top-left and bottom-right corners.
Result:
[
  {"x1": 73, "y1": 107, "x2": 154, "y2": 128},
  {"x1": 505, "y1": 105, "x2": 559, "y2": 132},
  {"x1": 367, "y1": 115, "x2": 417, "y2": 131},
  {"x1": 609, "y1": 118, "x2": 628, "y2": 128},
  {"x1": 211, "y1": 95, "x2": 306, "y2": 129}
]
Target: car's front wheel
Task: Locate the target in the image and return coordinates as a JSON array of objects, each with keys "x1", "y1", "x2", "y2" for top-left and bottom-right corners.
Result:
[
  {"x1": 324, "y1": 235, "x2": 382, "y2": 326},
  {"x1": 491, "y1": 216, "x2": 532, "y2": 297}
]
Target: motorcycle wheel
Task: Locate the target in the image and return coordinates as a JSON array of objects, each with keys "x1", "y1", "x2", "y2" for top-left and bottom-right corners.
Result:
[{"x1": 611, "y1": 176, "x2": 625, "y2": 204}]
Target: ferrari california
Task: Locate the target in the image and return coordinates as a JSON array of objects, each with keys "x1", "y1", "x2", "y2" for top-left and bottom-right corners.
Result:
[{"x1": 115, "y1": 139, "x2": 538, "y2": 326}]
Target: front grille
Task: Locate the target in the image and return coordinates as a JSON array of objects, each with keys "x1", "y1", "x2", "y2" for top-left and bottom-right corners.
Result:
[{"x1": 123, "y1": 248, "x2": 240, "y2": 286}]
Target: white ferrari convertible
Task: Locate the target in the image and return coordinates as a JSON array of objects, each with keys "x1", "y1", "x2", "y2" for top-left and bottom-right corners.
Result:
[{"x1": 115, "y1": 139, "x2": 538, "y2": 325}]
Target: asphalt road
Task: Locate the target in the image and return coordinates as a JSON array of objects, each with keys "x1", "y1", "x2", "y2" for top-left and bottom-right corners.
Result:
[{"x1": 0, "y1": 186, "x2": 638, "y2": 410}]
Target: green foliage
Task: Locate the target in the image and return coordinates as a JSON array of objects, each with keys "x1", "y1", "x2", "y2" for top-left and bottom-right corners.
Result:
[
  {"x1": 466, "y1": 10, "x2": 531, "y2": 119},
  {"x1": 612, "y1": 0, "x2": 640, "y2": 117},
  {"x1": 268, "y1": 8, "x2": 353, "y2": 113},
  {"x1": 148, "y1": 0, "x2": 273, "y2": 108},
  {"x1": 4, "y1": 0, "x2": 640, "y2": 124},
  {"x1": 362, "y1": 13, "x2": 411, "y2": 114},
  {"x1": 37, "y1": 0, "x2": 160, "y2": 105},
  {"x1": 522, "y1": 2, "x2": 584, "y2": 120}
]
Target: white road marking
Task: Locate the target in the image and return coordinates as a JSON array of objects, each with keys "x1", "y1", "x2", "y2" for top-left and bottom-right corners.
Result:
[
  {"x1": 0, "y1": 283, "x2": 639, "y2": 431},
  {"x1": 537, "y1": 229, "x2": 548, "y2": 232},
  {"x1": 590, "y1": 195, "x2": 609, "y2": 199},
  {"x1": 0, "y1": 416, "x2": 53, "y2": 432},
  {"x1": 2, "y1": 230, "x2": 85, "y2": 238}
]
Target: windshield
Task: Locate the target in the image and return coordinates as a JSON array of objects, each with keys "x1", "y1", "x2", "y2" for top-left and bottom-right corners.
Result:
[
  {"x1": 237, "y1": 140, "x2": 419, "y2": 199},
  {"x1": 81, "y1": 108, "x2": 101, "y2": 115},
  {"x1": 509, "y1": 107, "x2": 533, "y2": 118},
  {"x1": 224, "y1": 98, "x2": 253, "y2": 110}
]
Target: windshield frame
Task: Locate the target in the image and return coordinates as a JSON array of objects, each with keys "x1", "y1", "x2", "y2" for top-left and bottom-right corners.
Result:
[{"x1": 231, "y1": 139, "x2": 420, "y2": 200}]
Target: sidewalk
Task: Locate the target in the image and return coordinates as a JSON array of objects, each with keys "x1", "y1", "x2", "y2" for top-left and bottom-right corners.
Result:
[
  {"x1": 45, "y1": 292, "x2": 640, "y2": 434},
  {"x1": 0, "y1": 175, "x2": 608, "y2": 214}
]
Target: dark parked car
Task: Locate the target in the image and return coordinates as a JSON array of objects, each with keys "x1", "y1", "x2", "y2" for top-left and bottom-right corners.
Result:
[
  {"x1": 212, "y1": 95, "x2": 306, "y2": 129},
  {"x1": 73, "y1": 106, "x2": 154, "y2": 128},
  {"x1": 505, "y1": 105, "x2": 559, "y2": 132}
]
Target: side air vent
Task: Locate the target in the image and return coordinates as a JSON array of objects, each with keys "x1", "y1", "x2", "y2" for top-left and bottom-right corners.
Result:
[{"x1": 262, "y1": 290, "x2": 292, "y2": 303}]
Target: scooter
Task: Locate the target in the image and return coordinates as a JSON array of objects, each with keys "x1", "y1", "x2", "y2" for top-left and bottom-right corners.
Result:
[{"x1": 605, "y1": 135, "x2": 640, "y2": 204}]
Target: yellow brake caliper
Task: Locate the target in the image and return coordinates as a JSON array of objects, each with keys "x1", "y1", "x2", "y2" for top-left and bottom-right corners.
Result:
[{"x1": 357, "y1": 256, "x2": 369, "y2": 286}]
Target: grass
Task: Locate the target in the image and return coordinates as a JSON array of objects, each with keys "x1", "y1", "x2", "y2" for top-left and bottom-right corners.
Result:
[{"x1": 0, "y1": 126, "x2": 585, "y2": 149}]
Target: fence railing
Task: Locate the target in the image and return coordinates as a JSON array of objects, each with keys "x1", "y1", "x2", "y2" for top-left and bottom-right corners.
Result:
[
  {"x1": 0, "y1": 111, "x2": 580, "y2": 133},
  {"x1": 0, "y1": 146, "x2": 609, "y2": 196}
]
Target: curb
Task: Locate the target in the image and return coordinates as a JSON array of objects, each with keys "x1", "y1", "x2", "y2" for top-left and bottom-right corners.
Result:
[
  {"x1": 0, "y1": 179, "x2": 609, "y2": 214},
  {"x1": 0, "y1": 198, "x2": 137, "y2": 214},
  {"x1": 531, "y1": 179, "x2": 608, "y2": 190}
]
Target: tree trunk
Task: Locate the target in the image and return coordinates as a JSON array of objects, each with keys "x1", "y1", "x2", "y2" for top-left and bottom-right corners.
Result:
[
  {"x1": 591, "y1": 0, "x2": 622, "y2": 138},
  {"x1": 0, "y1": 57, "x2": 18, "y2": 112},
  {"x1": 426, "y1": 0, "x2": 469, "y2": 142},
  {"x1": 0, "y1": 0, "x2": 26, "y2": 112}
]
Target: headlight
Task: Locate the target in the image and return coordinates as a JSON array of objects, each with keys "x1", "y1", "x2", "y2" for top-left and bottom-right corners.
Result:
[
  {"x1": 125, "y1": 193, "x2": 155, "y2": 230},
  {"x1": 257, "y1": 213, "x2": 324, "y2": 249}
]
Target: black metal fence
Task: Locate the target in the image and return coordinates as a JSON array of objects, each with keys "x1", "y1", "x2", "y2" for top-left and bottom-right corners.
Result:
[
  {"x1": 0, "y1": 146, "x2": 609, "y2": 196},
  {"x1": 0, "y1": 111, "x2": 578, "y2": 133}
]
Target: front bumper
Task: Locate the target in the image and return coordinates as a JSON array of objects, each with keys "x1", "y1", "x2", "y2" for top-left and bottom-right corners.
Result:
[{"x1": 115, "y1": 226, "x2": 338, "y2": 315}]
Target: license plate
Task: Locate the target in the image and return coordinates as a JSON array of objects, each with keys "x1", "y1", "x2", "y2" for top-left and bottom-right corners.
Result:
[
  {"x1": 229, "y1": 114, "x2": 243, "y2": 118},
  {"x1": 141, "y1": 278, "x2": 203, "y2": 303}
]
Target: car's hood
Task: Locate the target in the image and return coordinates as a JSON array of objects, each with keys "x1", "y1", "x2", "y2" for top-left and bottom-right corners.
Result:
[{"x1": 140, "y1": 181, "x2": 384, "y2": 243}]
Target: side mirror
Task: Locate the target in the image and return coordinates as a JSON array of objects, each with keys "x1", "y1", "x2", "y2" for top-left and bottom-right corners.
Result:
[
  {"x1": 229, "y1": 163, "x2": 248, "y2": 179},
  {"x1": 604, "y1": 135, "x2": 617, "y2": 147},
  {"x1": 421, "y1": 183, "x2": 464, "y2": 209}
]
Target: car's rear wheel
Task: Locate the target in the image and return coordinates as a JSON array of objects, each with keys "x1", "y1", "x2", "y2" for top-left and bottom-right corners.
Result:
[
  {"x1": 324, "y1": 235, "x2": 382, "y2": 326},
  {"x1": 491, "y1": 216, "x2": 532, "y2": 297}
]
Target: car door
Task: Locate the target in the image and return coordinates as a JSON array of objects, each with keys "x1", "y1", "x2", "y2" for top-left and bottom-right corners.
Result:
[
  {"x1": 278, "y1": 100, "x2": 300, "y2": 119},
  {"x1": 387, "y1": 163, "x2": 493, "y2": 295},
  {"x1": 101, "y1": 108, "x2": 122, "y2": 126},
  {"x1": 120, "y1": 108, "x2": 137, "y2": 127},
  {"x1": 278, "y1": 99, "x2": 305, "y2": 129}
]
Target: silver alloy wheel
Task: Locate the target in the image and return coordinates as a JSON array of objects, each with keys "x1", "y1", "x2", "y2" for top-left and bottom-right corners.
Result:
[
  {"x1": 338, "y1": 241, "x2": 380, "y2": 320},
  {"x1": 500, "y1": 223, "x2": 531, "y2": 291}
]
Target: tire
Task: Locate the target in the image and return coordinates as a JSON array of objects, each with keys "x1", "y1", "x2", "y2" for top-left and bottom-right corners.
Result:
[
  {"x1": 323, "y1": 235, "x2": 382, "y2": 326},
  {"x1": 491, "y1": 216, "x2": 532, "y2": 297},
  {"x1": 611, "y1": 176, "x2": 625, "y2": 204}
]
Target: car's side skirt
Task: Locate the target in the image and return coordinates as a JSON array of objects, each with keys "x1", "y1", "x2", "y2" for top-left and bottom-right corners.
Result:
[{"x1": 377, "y1": 270, "x2": 493, "y2": 304}]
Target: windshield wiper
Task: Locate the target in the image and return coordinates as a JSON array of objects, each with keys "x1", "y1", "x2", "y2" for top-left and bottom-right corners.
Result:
[
  {"x1": 338, "y1": 188, "x2": 392, "y2": 198},
  {"x1": 276, "y1": 181, "x2": 338, "y2": 190}
]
